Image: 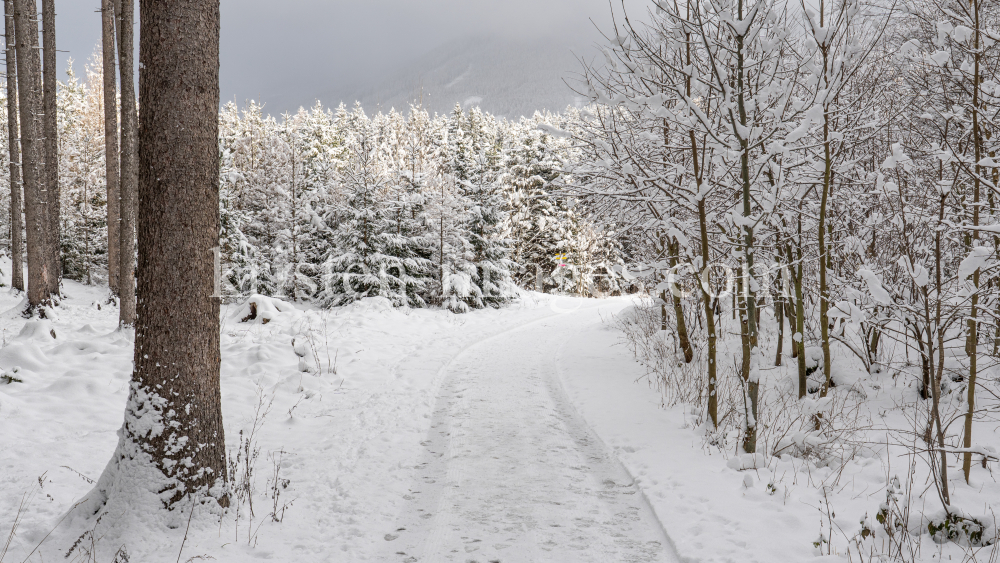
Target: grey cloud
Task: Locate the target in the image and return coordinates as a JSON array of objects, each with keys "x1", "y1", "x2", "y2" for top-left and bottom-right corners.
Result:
[{"x1": 53, "y1": 0, "x2": 632, "y2": 116}]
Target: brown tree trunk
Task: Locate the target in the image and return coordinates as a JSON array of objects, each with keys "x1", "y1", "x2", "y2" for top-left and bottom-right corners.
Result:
[
  {"x1": 963, "y1": 0, "x2": 983, "y2": 485},
  {"x1": 785, "y1": 243, "x2": 807, "y2": 398},
  {"x1": 668, "y1": 238, "x2": 694, "y2": 363},
  {"x1": 117, "y1": 0, "x2": 137, "y2": 326},
  {"x1": 12, "y1": 0, "x2": 51, "y2": 312},
  {"x1": 784, "y1": 297, "x2": 797, "y2": 358},
  {"x1": 774, "y1": 264, "x2": 784, "y2": 367},
  {"x1": 41, "y1": 0, "x2": 57, "y2": 296},
  {"x1": 131, "y1": 0, "x2": 226, "y2": 506},
  {"x1": 101, "y1": 0, "x2": 120, "y2": 298},
  {"x1": 4, "y1": 0, "x2": 22, "y2": 292},
  {"x1": 818, "y1": 111, "x2": 833, "y2": 399},
  {"x1": 687, "y1": 126, "x2": 716, "y2": 428}
]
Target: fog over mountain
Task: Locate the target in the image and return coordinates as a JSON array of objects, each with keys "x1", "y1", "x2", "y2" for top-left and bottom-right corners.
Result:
[
  {"x1": 316, "y1": 35, "x2": 595, "y2": 119},
  {"x1": 56, "y1": 0, "x2": 629, "y2": 118}
]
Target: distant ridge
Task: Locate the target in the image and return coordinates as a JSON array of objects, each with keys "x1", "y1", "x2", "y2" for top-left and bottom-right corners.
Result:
[{"x1": 322, "y1": 35, "x2": 595, "y2": 119}]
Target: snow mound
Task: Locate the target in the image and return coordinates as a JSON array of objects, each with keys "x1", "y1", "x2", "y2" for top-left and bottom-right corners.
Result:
[
  {"x1": 231, "y1": 294, "x2": 297, "y2": 324},
  {"x1": 15, "y1": 319, "x2": 58, "y2": 342},
  {"x1": 726, "y1": 453, "x2": 768, "y2": 471},
  {"x1": 347, "y1": 296, "x2": 396, "y2": 314}
]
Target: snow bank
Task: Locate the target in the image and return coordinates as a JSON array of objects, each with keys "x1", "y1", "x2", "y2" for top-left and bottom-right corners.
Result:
[{"x1": 229, "y1": 294, "x2": 298, "y2": 324}]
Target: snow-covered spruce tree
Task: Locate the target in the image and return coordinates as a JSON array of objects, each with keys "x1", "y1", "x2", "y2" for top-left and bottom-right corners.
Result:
[
  {"x1": 464, "y1": 173, "x2": 519, "y2": 307},
  {"x1": 218, "y1": 101, "x2": 280, "y2": 297},
  {"x1": 442, "y1": 104, "x2": 519, "y2": 308},
  {"x1": 426, "y1": 171, "x2": 480, "y2": 312},
  {"x1": 322, "y1": 109, "x2": 433, "y2": 307},
  {"x1": 503, "y1": 124, "x2": 576, "y2": 292},
  {"x1": 58, "y1": 59, "x2": 108, "y2": 284},
  {"x1": 273, "y1": 106, "x2": 338, "y2": 302}
]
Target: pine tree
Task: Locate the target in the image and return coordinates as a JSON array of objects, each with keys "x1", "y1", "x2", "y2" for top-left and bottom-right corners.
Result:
[
  {"x1": 41, "y1": 0, "x2": 58, "y2": 296},
  {"x1": 504, "y1": 128, "x2": 571, "y2": 291},
  {"x1": 116, "y1": 0, "x2": 137, "y2": 326},
  {"x1": 100, "y1": 0, "x2": 118, "y2": 297},
  {"x1": 3, "y1": 0, "x2": 20, "y2": 291},
  {"x1": 323, "y1": 111, "x2": 433, "y2": 307},
  {"x1": 59, "y1": 61, "x2": 108, "y2": 284},
  {"x1": 13, "y1": 0, "x2": 55, "y2": 312}
]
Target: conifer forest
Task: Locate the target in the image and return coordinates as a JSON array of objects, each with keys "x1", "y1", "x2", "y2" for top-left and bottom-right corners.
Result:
[{"x1": 2, "y1": 0, "x2": 1000, "y2": 562}]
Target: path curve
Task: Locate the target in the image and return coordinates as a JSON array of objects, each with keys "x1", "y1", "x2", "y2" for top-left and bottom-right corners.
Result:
[{"x1": 381, "y1": 302, "x2": 678, "y2": 563}]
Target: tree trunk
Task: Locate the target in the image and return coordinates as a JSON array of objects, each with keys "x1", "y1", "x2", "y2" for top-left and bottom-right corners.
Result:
[
  {"x1": 775, "y1": 261, "x2": 784, "y2": 367},
  {"x1": 668, "y1": 238, "x2": 694, "y2": 364},
  {"x1": 101, "y1": 0, "x2": 120, "y2": 298},
  {"x1": 786, "y1": 298, "x2": 798, "y2": 358},
  {"x1": 41, "y1": 0, "x2": 57, "y2": 295},
  {"x1": 12, "y1": 0, "x2": 51, "y2": 312},
  {"x1": 4, "y1": 0, "x2": 22, "y2": 292},
  {"x1": 688, "y1": 127, "x2": 717, "y2": 428},
  {"x1": 818, "y1": 111, "x2": 833, "y2": 399},
  {"x1": 734, "y1": 0, "x2": 759, "y2": 453},
  {"x1": 868, "y1": 318, "x2": 880, "y2": 364},
  {"x1": 698, "y1": 206, "x2": 717, "y2": 428},
  {"x1": 963, "y1": 0, "x2": 982, "y2": 484},
  {"x1": 129, "y1": 0, "x2": 226, "y2": 507},
  {"x1": 117, "y1": 0, "x2": 137, "y2": 326},
  {"x1": 786, "y1": 243, "x2": 807, "y2": 398}
]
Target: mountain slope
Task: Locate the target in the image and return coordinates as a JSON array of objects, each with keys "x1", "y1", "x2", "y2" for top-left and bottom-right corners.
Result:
[{"x1": 326, "y1": 36, "x2": 594, "y2": 119}]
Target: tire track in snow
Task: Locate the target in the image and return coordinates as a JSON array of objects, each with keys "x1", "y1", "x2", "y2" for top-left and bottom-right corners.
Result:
[{"x1": 382, "y1": 303, "x2": 678, "y2": 563}]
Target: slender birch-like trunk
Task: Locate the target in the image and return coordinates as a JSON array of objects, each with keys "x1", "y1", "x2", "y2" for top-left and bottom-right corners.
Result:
[{"x1": 962, "y1": 0, "x2": 982, "y2": 484}]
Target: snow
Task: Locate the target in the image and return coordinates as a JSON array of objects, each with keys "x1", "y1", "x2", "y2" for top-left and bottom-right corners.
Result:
[
  {"x1": 957, "y1": 246, "x2": 992, "y2": 281},
  {"x1": 0, "y1": 271, "x2": 663, "y2": 561},
  {"x1": 2, "y1": 267, "x2": 998, "y2": 562},
  {"x1": 858, "y1": 269, "x2": 892, "y2": 304},
  {"x1": 229, "y1": 294, "x2": 298, "y2": 324}
]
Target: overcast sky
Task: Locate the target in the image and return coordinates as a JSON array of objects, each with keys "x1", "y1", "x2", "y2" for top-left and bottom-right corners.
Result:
[{"x1": 54, "y1": 0, "x2": 623, "y2": 115}]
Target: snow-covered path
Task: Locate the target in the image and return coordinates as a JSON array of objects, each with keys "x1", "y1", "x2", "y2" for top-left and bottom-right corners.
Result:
[{"x1": 383, "y1": 304, "x2": 677, "y2": 563}]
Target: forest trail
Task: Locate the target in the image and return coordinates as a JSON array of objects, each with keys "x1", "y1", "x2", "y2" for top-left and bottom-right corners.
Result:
[{"x1": 381, "y1": 302, "x2": 678, "y2": 563}]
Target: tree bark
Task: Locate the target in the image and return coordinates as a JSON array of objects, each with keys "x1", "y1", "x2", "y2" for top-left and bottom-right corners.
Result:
[
  {"x1": 131, "y1": 0, "x2": 226, "y2": 507},
  {"x1": 41, "y1": 0, "x2": 57, "y2": 295},
  {"x1": 101, "y1": 0, "x2": 119, "y2": 297},
  {"x1": 818, "y1": 109, "x2": 833, "y2": 399},
  {"x1": 116, "y1": 0, "x2": 137, "y2": 326},
  {"x1": 775, "y1": 259, "x2": 784, "y2": 367},
  {"x1": 668, "y1": 237, "x2": 694, "y2": 363},
  {"x1": 786, "y1": 243, "x2": 808, "y2": 398},
  {"x1": 690, "y1": 131, "x2": 717, "y2": 428},
  {"x1": 963, "y1": 0, "x2": 982, "y2": 484},
  {"x1": 4, "y1": 0, "x2": 22, "y2": 292},
  {"x1": 734, "y1": 0, "x2": 759, "y2": 453},
  {"x1": 12, "y1": 0, "x2": 51, "y2": 312}
]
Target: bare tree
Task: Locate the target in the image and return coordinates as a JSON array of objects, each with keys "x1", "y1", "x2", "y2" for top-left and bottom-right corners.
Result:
[
  {"x1": 131, "y1": 0, "x2": 227, "y2": 506},
  {"x1": 41, "y1": 0, "x2": 57, "y2": 296},
  {"x1": 12, "y1": 0, "x2": 52, "y2": 311},
  {"x1": 102, "y1": 0, "x2": 119, "y2": 298},
  {"x1": 116, "y1": 0, "x2": 137, "y2": 326},
  {"x1": 4, "y1": 0, "x2": 22, "y2": 292}
]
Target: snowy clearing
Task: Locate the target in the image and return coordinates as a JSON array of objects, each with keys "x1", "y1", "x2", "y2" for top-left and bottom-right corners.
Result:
[{"x1": 1, "y1": 270, "x2": 997, "y2": 563}]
